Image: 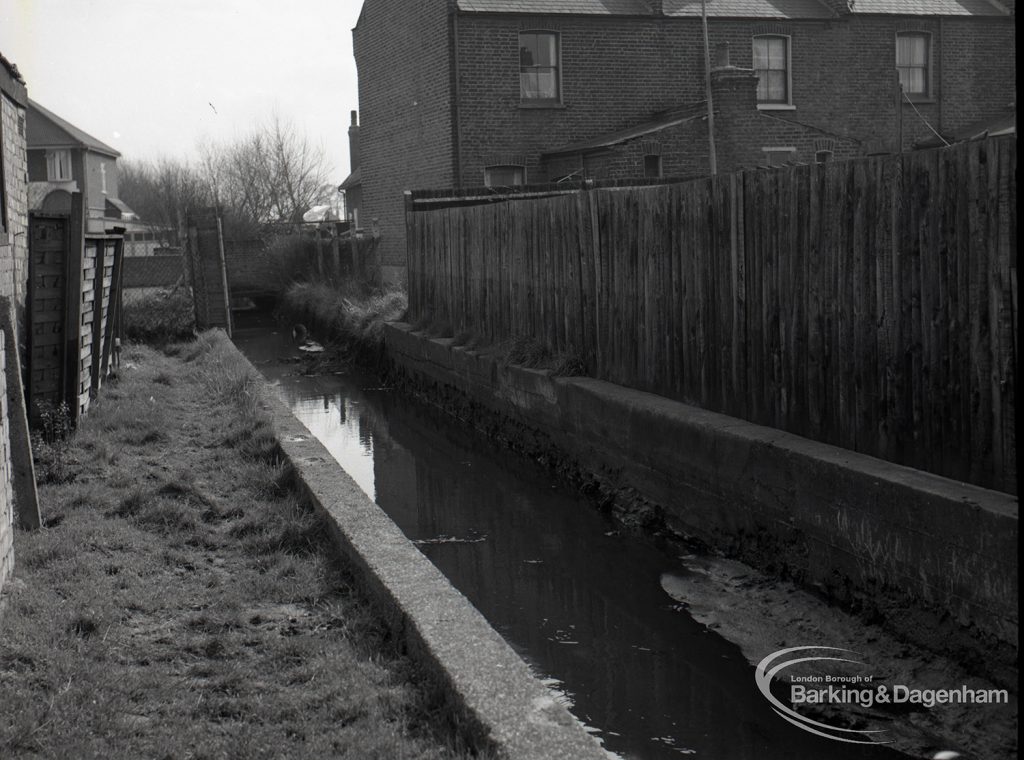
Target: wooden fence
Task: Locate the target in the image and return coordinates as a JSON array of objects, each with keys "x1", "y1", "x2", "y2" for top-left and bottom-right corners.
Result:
[
  {"x1": 407, "y1": 136, "x2": 1017, "y2": 494},
  {"x1": 27, "y1": 200, "x2": 124, "y2": 425}
]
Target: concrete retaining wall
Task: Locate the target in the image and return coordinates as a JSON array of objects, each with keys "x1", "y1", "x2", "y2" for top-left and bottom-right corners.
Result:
[
  {"x1": 243, "y1": 343, "x2": 608, "y2": 760},
  {"x1": 384, "y1": 323, "x2": 1019, "y2": 672}
]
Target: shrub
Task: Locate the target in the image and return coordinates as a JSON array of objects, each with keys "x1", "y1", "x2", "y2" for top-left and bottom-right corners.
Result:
[{"x1": 123, "y1": 290, "x2": 195, "y2": 344}]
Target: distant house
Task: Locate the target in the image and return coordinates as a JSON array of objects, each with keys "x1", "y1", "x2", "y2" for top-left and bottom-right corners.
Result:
[
  {"x1": 353, "y1": 0, "x2": 1016, "y2": 281},
  {"x1": 26, "y1": 99, "x2": 137, "y2": 234}
]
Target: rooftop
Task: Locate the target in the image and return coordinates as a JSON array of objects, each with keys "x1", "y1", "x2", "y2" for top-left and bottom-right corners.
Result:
[
  {"x1": 456, "y1": 0, "x2": 1009, "y2": 14},
  {"x1": 27, "y1": 99, "x2": 120, "y2": 158}
]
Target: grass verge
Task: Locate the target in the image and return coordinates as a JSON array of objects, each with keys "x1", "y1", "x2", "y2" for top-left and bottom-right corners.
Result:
[{"x1": 0, "y1": 331, "x2": 470, "y2": 760}]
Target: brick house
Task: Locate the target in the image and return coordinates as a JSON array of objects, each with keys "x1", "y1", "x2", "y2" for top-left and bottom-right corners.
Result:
[
  {"x1": 353, "y1": 0, "x2": 1015, "y2": 281},
  {"x1": 1, "y1": 51, "x2": 30, "y2": 595},
  {"x1": 26, "y1": 99, "x2": 137, "y2": 235}
]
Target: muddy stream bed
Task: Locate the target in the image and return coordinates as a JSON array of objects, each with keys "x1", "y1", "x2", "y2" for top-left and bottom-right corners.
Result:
[{"x1": 233, "y1": 316, "x2": 1014, "y2": 760}]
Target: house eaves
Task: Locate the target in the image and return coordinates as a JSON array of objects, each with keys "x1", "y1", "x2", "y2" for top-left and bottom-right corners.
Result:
[
  {"x1": 838, "y1": 0, "x2": 1010, "y2": 14},
  {"x1": 27, "y1": 99, "x2": 121, "y2": 158},
  {"x1": 456, "y1": 0, "x2": 1010, "y2": 15},
  {"x1": 456, "y1": 0, "x2": 657, "y2": 15},
  {"x1": 541, "y1": 103, "x2": 706, "y2": 158},
  {"x1": 661, "y1": 0, "x2": 831, "y2": 18},
  {"x1": 339, "y1": 167, "x2": 361, "y2": 191}
]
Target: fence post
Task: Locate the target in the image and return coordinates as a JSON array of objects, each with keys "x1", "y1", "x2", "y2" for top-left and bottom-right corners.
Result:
[
  {"x1": 90, "y1": 240, "x2": 108, "y2": 395},
  {"x1": 584, "y1": 180, "x2": 602, "y2": 375},
  {"x1": 404, "y1": 191, "x2": 416, "y2": 317},
  {"x1": 65, "y1": 193, "x2": 85, "y2": 426},
  {"x1": 101, "y1": 236, "x2": 124, "y2": 377},
  {"x1": 215, "y1": 216, "x2": 233, "y2": 338}
]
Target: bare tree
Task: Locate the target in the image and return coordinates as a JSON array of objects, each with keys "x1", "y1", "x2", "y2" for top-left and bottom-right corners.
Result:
[
  {"x1": 119, "y1": 157, "x2": 213, "y2": 245},
  {"x1": 199, "y1": 114, "x2": 334, "y2": 228},
  {"x1": 121, "y1": 115, "x2": 335, "y2": 240}
]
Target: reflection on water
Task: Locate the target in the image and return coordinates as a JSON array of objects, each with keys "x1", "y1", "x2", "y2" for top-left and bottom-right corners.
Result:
[
  {"x1": 234, "y1": 320, "x2": 907, "y2": 760},
  {"x1": 290, "y1": 395, "x2": 377, "y2": 499}
]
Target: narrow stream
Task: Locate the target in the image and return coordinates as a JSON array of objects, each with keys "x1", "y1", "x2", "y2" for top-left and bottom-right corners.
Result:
[{"x1": 233, "y1": 317, "x2": 908, "y2": 760}]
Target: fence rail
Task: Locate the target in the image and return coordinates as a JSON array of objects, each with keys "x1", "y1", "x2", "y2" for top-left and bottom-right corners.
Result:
[{"x1": 407, "y1": 137, "x2": 1017, "y2": 493}]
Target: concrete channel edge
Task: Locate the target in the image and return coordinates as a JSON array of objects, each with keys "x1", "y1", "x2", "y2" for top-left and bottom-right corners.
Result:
[
  {"x1": 232, "y1": 342, "x2": 610, "y2": 760},
  {"x1": 383, "y1": 322, "x2": 1019, "y2": 665}
]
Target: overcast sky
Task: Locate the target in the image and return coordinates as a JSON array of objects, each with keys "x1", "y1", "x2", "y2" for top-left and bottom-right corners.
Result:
[{"x1": 0, "y1": 0, "x2": 363, "y2": 180}]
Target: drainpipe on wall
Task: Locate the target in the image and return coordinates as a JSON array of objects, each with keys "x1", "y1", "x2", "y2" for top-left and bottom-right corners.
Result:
[
  {"x1": 701, "y1": 0, "x2": 718, "y2": 175},
  {"x1": 450, "y1": 7, "x2": 463, "y2": 188}
]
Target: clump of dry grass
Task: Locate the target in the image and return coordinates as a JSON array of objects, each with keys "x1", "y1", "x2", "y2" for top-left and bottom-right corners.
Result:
[{"x1": 280, "y1": 282, "x2": 408, "y2": 347}]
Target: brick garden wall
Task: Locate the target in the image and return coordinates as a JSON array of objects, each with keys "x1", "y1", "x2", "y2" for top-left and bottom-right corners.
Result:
[
  {"x1": 2, "y1": 91, "x2": 29, "y2": 314},
  {"x1": 1, "y1": 86, "x2": 29, "y2": 597}
]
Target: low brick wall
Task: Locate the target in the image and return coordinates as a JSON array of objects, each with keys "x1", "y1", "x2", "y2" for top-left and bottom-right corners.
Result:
[{"x1": 384, "y1": 323, "x2": 1019, "y2": 678}]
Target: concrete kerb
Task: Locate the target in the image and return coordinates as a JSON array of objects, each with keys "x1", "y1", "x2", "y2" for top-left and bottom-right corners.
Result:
[{"x1": 229, "y1": 342, "x2": 608, "y2": 760}]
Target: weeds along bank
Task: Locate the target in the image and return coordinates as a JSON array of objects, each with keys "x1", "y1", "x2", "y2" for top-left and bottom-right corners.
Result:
[
  {"x1": 0, "y1": 332, "x2": 470, "y2": 759},
  {"x1": 278, "y1": 282, "x2": 408, "y2": 365}
]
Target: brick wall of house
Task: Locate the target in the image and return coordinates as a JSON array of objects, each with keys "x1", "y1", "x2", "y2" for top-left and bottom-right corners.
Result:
[
  {"x1": 354, "y1": 0, "x2": 457, "y2": 280},
  {"x1": 453, "y1": 13, "x2": 1015, "y2": 181},
  {"x1": 356, "y1": 7, "x2": 1014, "y2": 275}
]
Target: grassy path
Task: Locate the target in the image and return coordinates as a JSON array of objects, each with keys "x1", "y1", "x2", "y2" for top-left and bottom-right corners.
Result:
[{"x1": 0, "y1": 333, "x2": 466, "y2": 760}]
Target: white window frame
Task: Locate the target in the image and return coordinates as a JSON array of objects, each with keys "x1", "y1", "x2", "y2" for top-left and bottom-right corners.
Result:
[
  {"x1": 753, "y1": 34, "x2": 795, "y2": 111},
  {"x1": 519, "y1": 30, "x2": 561, "y2": 106},
  {"x1": 46, "y1": 149, "x2": 72, "y2": 181},
  {"x1": 895, "y1": 31, "x2": 933, "y2": 102},
  {"x1": 484, "y1": 164, "x2": 526, "y2": 188},
  {"x1": 761, "y1": 146, "x2": 797, "y2": 167}
]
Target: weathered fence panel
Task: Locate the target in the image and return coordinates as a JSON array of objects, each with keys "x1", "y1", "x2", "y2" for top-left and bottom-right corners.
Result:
[
  {"x1": 407, "y1": 137, "x2": 1016, "y2": 493},
  {"x1": 28, "y1": 202, "x2": 124, "y2": 425}
]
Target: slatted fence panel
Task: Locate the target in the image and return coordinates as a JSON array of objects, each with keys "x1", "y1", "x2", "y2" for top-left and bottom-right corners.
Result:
[{"x1": 407, "y1": 138, "x2": 1016, "y2": 492}]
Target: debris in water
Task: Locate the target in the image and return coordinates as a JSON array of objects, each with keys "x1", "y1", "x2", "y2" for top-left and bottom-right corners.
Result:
[
  {"x1": 298, "y1": 341, "x2": 324, "y2": 353},
  {"x1": 412, "y1": 533, "x2": 488, "y2": 545}
]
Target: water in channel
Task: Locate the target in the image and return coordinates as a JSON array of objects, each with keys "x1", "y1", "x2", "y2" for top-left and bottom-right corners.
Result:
[{"x1": 233, "y1": 318, "x2": 907, "y2": 760}]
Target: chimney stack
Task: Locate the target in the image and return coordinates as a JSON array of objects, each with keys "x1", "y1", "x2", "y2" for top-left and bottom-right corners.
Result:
[{"x1": 348, "y1": 110, "x2": 360, "y2": 171}]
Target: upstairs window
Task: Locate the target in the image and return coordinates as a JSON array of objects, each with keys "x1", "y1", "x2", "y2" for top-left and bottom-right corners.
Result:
[
  {"x1": 643, "y1": 155, "x2": 663, "y2": 178},
  {"x1": 896, "y1": 32, "x2": 931, "y2": 98},
  {"x1": 484, "y1": 165, "x2": 525, "y2": 188},
  {"x1": 520, "y1": 32, "x2": 560, "y2": 103},
  {"x1": 753, "y1": 35, "x2": 791, "y2": 105},
  {"x1": 46, "y1": 149, "x2": 72, "y2": 181}
]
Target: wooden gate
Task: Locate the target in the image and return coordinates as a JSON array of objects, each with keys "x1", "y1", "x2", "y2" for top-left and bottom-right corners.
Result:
[
  {"x1": 186, "y1": 210, "x2": 233, "y2": 336},
  {"x1": 27, "y1": 207, "x2": 124, "y2": 425}
]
